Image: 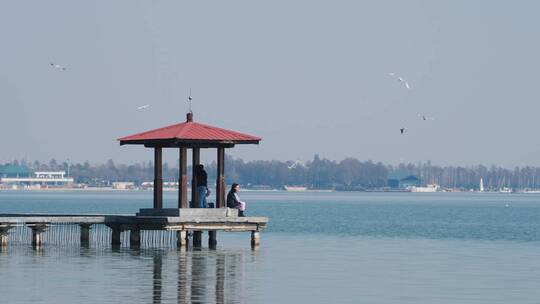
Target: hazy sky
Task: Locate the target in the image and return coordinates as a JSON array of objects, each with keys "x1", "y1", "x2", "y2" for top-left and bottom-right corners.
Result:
[{"x1": 1, "y1": 0, "x2": 540, "y2": 167}]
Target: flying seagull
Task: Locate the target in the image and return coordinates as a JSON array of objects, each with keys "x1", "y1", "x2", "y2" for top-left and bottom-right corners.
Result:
[
  {"x1": 398, "y1": 77, "x2": 410, "y2": 89},
  {"x1": 388, "y1": 72, "x2": 411, "y2": 89},
  {"x1": 288, "y1": 160, "x2": 302, "y2": 169},
  {"x1": 400, "y1": 127, "x2": 407, "y2": 135},
  {"x1": 137, "y1": 105, "x2": 150, "y2": 110},
  {"x1": 50, "y1": 63, "x2": 66, "y2": 71},
  {"x1": 418, "y1": 114, "x2": 435, "y2": 121}
]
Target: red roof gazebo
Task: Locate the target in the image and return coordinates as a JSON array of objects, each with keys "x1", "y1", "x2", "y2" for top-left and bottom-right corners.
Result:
[{"x1": 118, "y1": 112, "x2": 261, "y2": 210}]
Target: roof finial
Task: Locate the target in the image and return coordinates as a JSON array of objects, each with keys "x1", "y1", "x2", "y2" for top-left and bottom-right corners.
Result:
[
  {"x1": 186, "y1": 88, "x2": 194, "y2": 122},
  {"x1": 187, "y1": 88, "x2": 193, "y2": 114},
  {"x1": 186, "y1": 88, "x2": 193, "y2": 122}
]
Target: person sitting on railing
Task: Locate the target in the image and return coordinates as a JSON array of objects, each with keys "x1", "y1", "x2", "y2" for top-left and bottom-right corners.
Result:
[{"x1": 227, "y1": 183, "x2": 246, "y2": 217}]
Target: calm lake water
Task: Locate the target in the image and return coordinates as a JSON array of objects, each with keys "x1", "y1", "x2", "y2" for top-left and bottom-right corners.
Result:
[{"x1": 1, "y1": 191, "x2": 539, "y2": 303}]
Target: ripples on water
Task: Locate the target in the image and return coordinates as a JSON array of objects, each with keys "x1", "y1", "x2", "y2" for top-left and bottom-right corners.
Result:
[
  {"x1": 1, "y1": 191, "x2": 540, "y2": 303},
  {"x1": 2, "y1": 235, "x2": 540, "y2": 304}
]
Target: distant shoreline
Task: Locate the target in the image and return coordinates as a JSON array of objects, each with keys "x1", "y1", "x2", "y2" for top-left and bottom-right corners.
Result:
[
  {"x1": 0, "y1": 187, "x2": 332, "y2": 193},
  {"x1": 1, "y1": 187, "x2": 536, "y2": 194}
]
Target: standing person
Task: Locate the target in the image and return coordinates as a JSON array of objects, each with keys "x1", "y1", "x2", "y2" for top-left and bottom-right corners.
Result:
[
  {"x1": 226, "y1": 183, "x2": 246, "y2": 217},
  {"x1": 195, "y1": 164, "x2": 208, "y2": 208}
]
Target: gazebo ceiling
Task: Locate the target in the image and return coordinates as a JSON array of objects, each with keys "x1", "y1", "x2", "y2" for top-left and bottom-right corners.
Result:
[{"x1": 118, "y1": 113, "x2": 261, "y2": 148}]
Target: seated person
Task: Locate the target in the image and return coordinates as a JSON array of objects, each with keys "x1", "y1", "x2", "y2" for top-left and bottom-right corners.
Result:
[{"x1": 226, "y1": 183, "x2": 246, "y2": 217}]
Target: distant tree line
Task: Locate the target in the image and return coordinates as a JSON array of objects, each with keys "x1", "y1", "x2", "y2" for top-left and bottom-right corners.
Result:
[{"x1": 4, "y1": 156, "x2": 540, "y2": 190}]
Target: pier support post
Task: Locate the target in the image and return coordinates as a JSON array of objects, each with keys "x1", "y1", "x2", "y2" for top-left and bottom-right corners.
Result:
[
  {"x1": 80, "y1": 224, "x2": 91, "y2": 246},
  {"x1": 0, "y1": 233, "x2": 7, "y2": 247},
  {"x1": 177, "y1": 230, "x2": 187, "y2": 248},
  {"x1": 251, "y1": 231, "x2": 260, "y2": 248},
  {"x1": 193, "y1": 231, "x2": 202, "y2": 247},
  {"x1": 0, "y1": 225, "x2": 12, "y2": 247},
  {"x1": 208, "y1": 231, "x2": 217, "y2": 249},
  {"x1": 30, "y1": 224, "x2": 47, "y2": 247},
  {"x1": 130, "y1": 229, "x2": 141, "y2": 248},
  {"x1": 111, "y1": 228, "x2": 122, "y2": 246}
]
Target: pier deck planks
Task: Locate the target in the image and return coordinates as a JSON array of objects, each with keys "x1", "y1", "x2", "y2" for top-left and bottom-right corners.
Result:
[{"x1": 0, "y1": 213, "x2": 267, "y2": 232}]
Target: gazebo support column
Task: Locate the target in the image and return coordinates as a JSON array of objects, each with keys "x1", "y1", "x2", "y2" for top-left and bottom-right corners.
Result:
[
  {"x1": 208, "y1": 147, "x2": 225, "y2": 248},
  {"x1": 191, "y1": 148, "x2": 202, "y2": 245},
  {"x1": 178, "y1": 148, "x2": 188, "y2": 209},
  {"x1": 216, "y1": 147, "x2": 225, "y2": 208},
  {"x1": 154, "y1": 147, "x2": 163, "y2": 209},
  {"x1": 191, "y1": 148, "x2": 200, "y2": 207}
]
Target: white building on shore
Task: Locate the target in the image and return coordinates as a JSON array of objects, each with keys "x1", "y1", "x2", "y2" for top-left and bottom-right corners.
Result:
[
  {"x1": 112, "y1": 182, "x2": 135, "y2": 190},
  {"x1": 0, "y1": 168, "x2": 73, "y2": 186},
  {"x1": 410, "y1": 184, "x2": 440, "y2": 192}
]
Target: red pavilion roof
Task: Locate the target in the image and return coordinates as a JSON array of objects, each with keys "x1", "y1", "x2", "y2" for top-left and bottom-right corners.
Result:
[{"x1": 118, "y1": 114, "x2": 261, "y2": 147}]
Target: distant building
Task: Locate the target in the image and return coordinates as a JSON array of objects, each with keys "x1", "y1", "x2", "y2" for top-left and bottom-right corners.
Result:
[
  {"x1": 410, "y1": 184, "x2": 440, "y2": 192},
  {"x1": 112, "y1": 182, "x2": 135, "y2": 190},
  {"x1": 0, "y1": 165, "x2": 33, "y2": 179},
  {"x1": 387, "y1": 170, "x2": 420, "y2": 189},
  {"x1": 0, "y1": 165, "x2": 73, "y2": 186}
]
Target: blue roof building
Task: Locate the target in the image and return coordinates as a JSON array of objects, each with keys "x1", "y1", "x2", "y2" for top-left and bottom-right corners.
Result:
[
  {"x1": 0, "y1": 165, "x2": 33, "y2": 178},
  {"x1": 387, "y1": 170, "x2": 420, "y2": 189}
]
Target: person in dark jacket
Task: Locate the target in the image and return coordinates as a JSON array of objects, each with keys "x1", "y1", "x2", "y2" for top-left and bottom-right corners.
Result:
[
  {"x1": 195, "y1": 164, "x2": 208, "y2": 208},
  {"x1": 226, "y1": 183, "x2": 246, "y2": 217}
]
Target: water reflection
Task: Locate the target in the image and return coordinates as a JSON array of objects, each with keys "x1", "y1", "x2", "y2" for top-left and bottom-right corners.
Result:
[
  {"x1": 190, "y1": 250, "x2": 206, "y2": 303},
  {"x1": 177, "y1": 250, "x2": 188, "y2": 304},
  {"x1": 153, "y1": 254, "x2": 162, "y2": 304},
  {"x1": 0, "y1": 244, "x2": 255, "y2": 304},
  {"x1": 215, "y1": 253, "x2": 225, "y2": 304},
  {"x1": 147, "y1": 247, "x2": 251, "y2": 304}
]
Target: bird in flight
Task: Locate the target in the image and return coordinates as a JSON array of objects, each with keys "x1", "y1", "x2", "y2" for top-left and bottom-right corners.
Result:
[
  {"x1": 388, "y1": 72, "x2": 411, "y2": 89},
  {"x1": 137, "y1": 105, "x2": 150, "y2": 110},
  {"x1": 50, "y1": 63, "x2": 66, "y2": 71},
  {"x1": 418, "y1": 114, "x2": 435, "y2": 121},
  {"x1": 400, "y1": 127, "x2": 407, "y2": 135},
  {"x1": 288, "y1": 160, "x2": 302, "y2": 169}
]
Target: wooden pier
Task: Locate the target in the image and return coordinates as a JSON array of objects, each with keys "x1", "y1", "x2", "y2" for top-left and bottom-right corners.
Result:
[
  {"x1": 0, "y1": 112, "x2": 268, "y2": 249},
  {"x1": 0, "y1": 209, "x2": 267, "y2": 248}
]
